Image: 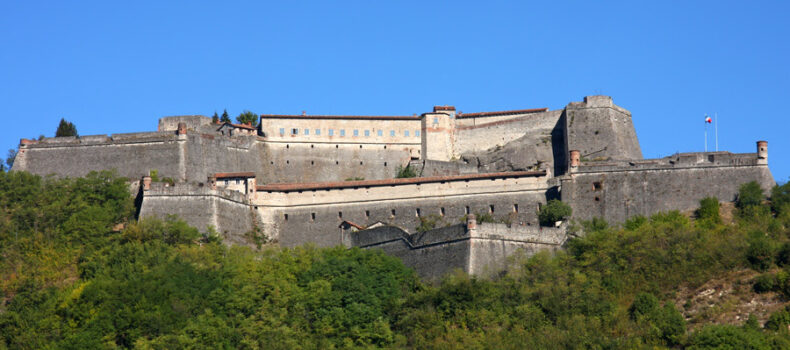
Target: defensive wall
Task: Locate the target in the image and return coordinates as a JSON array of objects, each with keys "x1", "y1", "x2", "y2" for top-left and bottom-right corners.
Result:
[
  {"x1": 350, "y1": 216, "x2": 567, "y2": 279},
  {"x1": 562, "y1": 145, "x2": 775, "y2": 223},
  {"x1": 138, "y1": 181, "x2": 256, "y2": 245},
  {"x1": 252, "y1": 170, "x2": 553, "y2": 246}
]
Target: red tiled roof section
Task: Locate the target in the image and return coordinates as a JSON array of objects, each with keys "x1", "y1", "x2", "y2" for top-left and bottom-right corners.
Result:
[
  {"x1": 260, "y1": 114, "x2": 420, "y2": 120},
  {"x1": 433, "y1": 106, "x2": 456, "y2": 112},
  {"x1": 457, "y1": 108, "x2": 548, "y2": 119},
  {"x1": 220, "y1": 122, "x2": 257, "y2": 130},
  {"x1": 338, "y1": 220, "x2": 365, "y2": 230},
  {"x1": 257, "y1": 170, "x2": 546, "y2": 192},
  {"x1": 214, "y1": 172, "x2": 256, "y2": 179}
]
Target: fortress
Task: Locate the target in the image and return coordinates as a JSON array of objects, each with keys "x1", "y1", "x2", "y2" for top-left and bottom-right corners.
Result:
[{"x1": 12, "y1": 96, "x2": 775, "y2": 278}]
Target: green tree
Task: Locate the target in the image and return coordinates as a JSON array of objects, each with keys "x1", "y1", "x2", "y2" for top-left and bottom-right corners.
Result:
[
  {"x1": 696, "y1": 196, "x2": 721, "y2": 223},
  {"x1": 220, "y1": 109, "x2": 231, "y2": 123},
  {"x1": 746, "y1": 230, "x2": 775, "y2": 271},
  {"x1": 55, "y1": 118, "x2": 78, "y2": 137},
  {"x1": 737, "y1": 181, "x2": 764, "y2": 209},
  {"x1": 5, "y1": 149, "x2": 15, "y2": 170},
  {"x1": 211, "y1": 111, "x2": 219, "y2": 124},
  {"x1": 771, "y1": 182, "x2": 790, "y2": 215},
  {"x1": 538, "y1": 199, "x2": 572, "y2": 226},
  {"x1": 235, "y1": 110, "x2": 259, "y2": 127}
]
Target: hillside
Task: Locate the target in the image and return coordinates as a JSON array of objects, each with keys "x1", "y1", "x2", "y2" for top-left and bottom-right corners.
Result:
[{"x1": 3, "y1": 170, "x2": 790, "y2": 349}]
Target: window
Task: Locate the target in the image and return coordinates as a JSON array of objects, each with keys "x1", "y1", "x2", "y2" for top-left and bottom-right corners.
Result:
[
  {"x1": 224, "y1": 180, "x2": 229, "y2": 186},
  {"x1": 291, "y1": 128, "x2": 298, "y2": 135},
  {"x1": 465, "y1": 206, "x2": 470, "y2": 214},
  {"x1": 353, "y1": 129, "x2": 359, "y2": 137},
  {"x1": 415, "y1": 130, "x2": 420, "y2": 137},
  {"x1": 329, "y1": 129, "x2": 334, "y2": 136},
  {"x1": 593, "y1": 182, "x2": 603, "y2": 191},
  {"x1": 440, "y1": 207, "x2": 445, "y2": 216},
  {"x1": 311, "y1": 213, "x2": 316, "y2": 221},
  {"x1": 433, "y1": 117, "x2": 439, "y2": 124},
  {"x1": 377, "y1": 130, "x2": 383, "y2": 137},
  {"x1": 279, "y1": 128, "x2": 285, "y2": 135},
  {"x1": 338, "y1": 211, "x2": 343, "y2": 219},
  {"x1": 364, "y1": 130, "x2": 370, "y2": 137},
  {"x1": 391, "y1": 209, "x2": 396, "y2": 216},
  {"x1": 340, "y1": 129, "x2": 346, "y2": 137},
  {"x1": 404, "y1": 130, "x2": 410, "y2": 137},
  {"x1": 390, "y1": 130, "x2": 395, "y2": 137},
  {"x1": 304, "y1": 129, "x2": 309, "y2": 136},
  {"x1": 416, "y1": 208, "x2": 421, "y2": 217},
  {"x1": 315, "y1": 129, "x2": 321, "y2": 135},
  {"x1": 489, "y1": 205, "x2": 495, "y2": 213},
  {"x1": 235, "y1": 179, "x2": 240, "y2": 184},
  {"x1": 513, "y1": 204, "x2": 519, "y2": 213},
  {"x1": 365, "y1": 210, "x2": 370, "y2": 218},
  {"x1": 284, "y1": 214, "x2": 288, "y2": 221}
]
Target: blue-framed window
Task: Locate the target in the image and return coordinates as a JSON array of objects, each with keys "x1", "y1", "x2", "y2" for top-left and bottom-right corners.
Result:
[
  {"x1": 390, "y1": 130, "x2": 395, "y2": 137},
  {"x1": 377, "y1": 130, "x2": 383, "y2": 137},
  {"x1": 415, "y1": 130, "x2": 421, "y2": 137},
  {"x1": 315, "y1": 129, "x2": 321, "y2": 135},
  {"x1": 304, "y1": 129, "x2": 309, "y2": 136},
  {"x1": 353, "y1": 129, "x2": 359, "y2": 137},
  {"x1": 404, "y1": 130, "x2": 410, "y2": 137},
  {"x1": 279, "y1": 128, "x2": 285, "y2": 135},
  {"x1": 329, "y1": 129, "x2": 334, "y2": 136},
  {"x1": 340, "y1": 129, "x2": 346, "y2": 137}
]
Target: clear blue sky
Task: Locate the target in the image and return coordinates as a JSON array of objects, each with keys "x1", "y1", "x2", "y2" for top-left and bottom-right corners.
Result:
[{"x1": 2, "y1": 1, "x2": 788, "y2": 182}]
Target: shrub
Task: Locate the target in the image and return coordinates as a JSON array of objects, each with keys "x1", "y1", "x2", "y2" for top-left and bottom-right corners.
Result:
[
  {"x1": 416, "y1": 215, "x2": 441, "y2": 233},
  {"x1": 696, "y1": 197, "x2": 721, "y2": 223},
  {"x1": 753, "y1": 273, "x2": 776, "y2": 293},
  {"x1": 746, "y1": 231, "x2": 775, "y2": 271},
  {"x1": 736, "y1": 181, "x2": 764, "y2": 210},
  {"x1": 765, "y1": 306, "x2": 790, "y2": 331},
  {"x1": 395, "y1": 164, "x2": 417, "y2": 178},
  {"x1": 538, "y1": 200, "x2": 572, "y2": 226},
  {"x1": 629, "y1": 292, "x2": 659, "y2": 320},
  {"x1": 771, "y1": 182, "x2": 790, "y2": 215}
]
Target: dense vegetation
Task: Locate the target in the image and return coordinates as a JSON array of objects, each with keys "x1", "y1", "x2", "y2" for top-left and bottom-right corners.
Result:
[{"x1": 2, "y1": 171, "x2": 790, "y2": 349}]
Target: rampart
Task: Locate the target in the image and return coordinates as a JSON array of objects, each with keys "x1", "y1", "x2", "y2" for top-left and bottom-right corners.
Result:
[
  {"x1": 253, "y1": 171, "x2": 553, "y2": 246},
  {"x1": 351, "y1": 219, "x2": 567, "y2": 279},
  {"x1": 138, "y1": 182, "x2": 256, "y2": 245},
  {"x1": 562, "y1": 150, "x2": 775, "y2": 223}
]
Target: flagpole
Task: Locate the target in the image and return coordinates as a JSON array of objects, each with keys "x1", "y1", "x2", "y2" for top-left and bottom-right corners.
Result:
[
  {"x1": 704, "y1": 117, "x2": 708, "y2": 152},
  {"x1": 715, "y1": 112, "x2": 718, "y2": 152}
]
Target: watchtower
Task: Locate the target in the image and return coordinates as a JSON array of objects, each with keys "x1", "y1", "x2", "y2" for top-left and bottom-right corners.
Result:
[{"x1": 421, "y1": 106, "x2": 457, "y2": 161}]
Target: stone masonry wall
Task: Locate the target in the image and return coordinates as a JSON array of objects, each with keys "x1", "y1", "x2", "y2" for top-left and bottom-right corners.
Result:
[
  {"x1": 138, "y1": 183, "x2": 255, "y2": 245},
  {"x1": 13, "y1": 132, "x2": 183, "y2": 180},
  {"x1": 565, "y1": 96, "x2": 642, "y2": 161},
  {"x1": 564, "y1": 155, "x2": 775, "y2": 223}
]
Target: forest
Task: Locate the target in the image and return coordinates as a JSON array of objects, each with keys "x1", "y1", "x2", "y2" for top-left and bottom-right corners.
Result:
[{"x1": 2, "y1": 170, "x2": 790, "y2": 349}]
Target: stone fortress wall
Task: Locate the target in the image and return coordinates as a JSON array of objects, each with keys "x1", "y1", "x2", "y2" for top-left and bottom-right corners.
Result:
[
  {"x1": 253, "y1": 170, "x2": 551, "y2": 246},
  {"x1": 350, "y1": 215, "x2": 567, "y2": 279},
  {"x1": 10, "y1": 95, "x2": 777, "y2": 278},
  {"x1": 563, "y1": 147, "x2": 775, "y2": 223}
]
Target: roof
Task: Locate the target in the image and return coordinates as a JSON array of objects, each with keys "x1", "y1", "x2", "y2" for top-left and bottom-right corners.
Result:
[
  {"x1": 338, "y1": 220, "x2": 365, "y2": 230},
  {"x1": 218, "y1": 122, "x2": 257, "y2": 130},
  {"x1": 257, "y1": 170, "x2": 546, "y2": 192},
  {"x1": 457, "y1": 108, "x2": 548, "y2": 119},
  {"x1": 213, "y1": 172, "x2": 256, "y2": 179},
  {"x1": 260, "y1": 114, "x2": 420, "y2": 121}
]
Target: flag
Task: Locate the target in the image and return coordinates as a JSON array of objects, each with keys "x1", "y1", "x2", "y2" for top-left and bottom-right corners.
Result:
[{"x1": 705, "y1": 115, "x2": 712, "y2": 124}]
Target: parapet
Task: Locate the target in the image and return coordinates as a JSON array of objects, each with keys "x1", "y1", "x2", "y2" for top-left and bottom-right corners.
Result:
[{"x1": 158, "y1": 115, "x2": 212, "y2": 132}]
